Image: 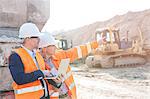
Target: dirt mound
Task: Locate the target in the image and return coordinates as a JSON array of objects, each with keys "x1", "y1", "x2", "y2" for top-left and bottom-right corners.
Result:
[{"x1": 61, "y1": 9, "x2": 150, "y2": 48}]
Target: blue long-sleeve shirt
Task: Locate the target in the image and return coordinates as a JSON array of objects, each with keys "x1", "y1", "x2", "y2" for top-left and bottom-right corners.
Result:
[{"x1": 9, "y1": 53, "x2": 44, "y2": 85}]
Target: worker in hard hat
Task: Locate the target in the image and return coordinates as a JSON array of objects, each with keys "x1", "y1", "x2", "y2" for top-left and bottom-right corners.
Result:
[
  {"x1": 39, "y1": 33, "x2": 99, "y2": 99},
  {"x1": 9, "y1": 23, "x2": 53, "y2": 99}
]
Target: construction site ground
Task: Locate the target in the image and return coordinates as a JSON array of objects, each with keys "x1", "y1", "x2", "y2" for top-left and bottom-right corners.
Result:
[{"x1": 71, "y1": 62, "x2": 150, "y2": 99}]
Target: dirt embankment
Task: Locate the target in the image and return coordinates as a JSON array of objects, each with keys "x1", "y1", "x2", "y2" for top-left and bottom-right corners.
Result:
[{"x1": 59, "y1": 9, "x2": 150, "y2": 48}]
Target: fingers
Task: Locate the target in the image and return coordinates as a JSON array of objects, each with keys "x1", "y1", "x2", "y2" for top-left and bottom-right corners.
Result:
[
  {"x1": 42, "y1": 70, "x2": 50, "y2": 76},
  {"x1": 58, "y1": 74, "x2": 64, "y2": 79},
  {"x1": 53, "y1": 79, "x2": 61, "y2": 83}
]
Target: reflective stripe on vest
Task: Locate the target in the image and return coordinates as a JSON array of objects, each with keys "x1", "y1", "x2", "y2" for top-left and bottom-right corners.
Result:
[
  {"x1": 51, "y1": 92, "x2": 59, "y2": 97},
  {"x1": 86, "y1": 43, "x2": 92, "y2": 54},
  {"x1": 75, "y1": 46, "x2": 82, "y2": 58},
  {"x1": 13, "y1": 48, "x2": 46, "y2": 98},
  {"x1": 62, "y1": 71, "x2": 72, "y2": 82},
  {"x1": 14, "y1": 85, "x2": 43, "y2": 94},
  {"x1": 69, "y1": 82, "x2": 75, "y2": 90},
  {"x1": 35, "y1": 57, "x2": 48, "y2": 97}
]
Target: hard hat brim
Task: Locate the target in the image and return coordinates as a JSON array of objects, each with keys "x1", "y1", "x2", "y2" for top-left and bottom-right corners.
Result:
[{"x1": 19, "y1": 32, "x2": 43, "y2": 39}]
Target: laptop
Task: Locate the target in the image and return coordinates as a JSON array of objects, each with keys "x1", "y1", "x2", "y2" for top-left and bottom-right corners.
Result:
[
  {"x1": 58, "y1": 58, "x2": 70, "y2": 76},
  {"x1": 45, "y1": 58, "x2": 70, "y2": 79}
]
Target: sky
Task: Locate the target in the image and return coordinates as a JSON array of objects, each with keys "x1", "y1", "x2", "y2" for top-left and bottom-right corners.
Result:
[{"x1": 42, "y1": 0, "x2": 150, "y2": 33}]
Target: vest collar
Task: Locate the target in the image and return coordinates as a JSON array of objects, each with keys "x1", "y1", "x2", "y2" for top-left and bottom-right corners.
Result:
[
  {"x1": 51, "y1": 55, "x2": 59, "y2": 61},
  {"x1": 21, "y1": 45, "x2": 36, "y2": 57}
]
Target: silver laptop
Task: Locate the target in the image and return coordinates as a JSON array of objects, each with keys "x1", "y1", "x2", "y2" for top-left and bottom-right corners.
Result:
[
  {"x1": 45, "y1": 58, "x2": 70, "y2": 79},
  {"x1": 58, "y1": 58, "x2": 70, "y2": 76}
]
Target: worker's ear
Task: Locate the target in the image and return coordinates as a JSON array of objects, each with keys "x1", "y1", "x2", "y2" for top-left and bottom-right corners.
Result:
[{"x1": 42, "y1": 48, "x2": 47, "y2": 53}]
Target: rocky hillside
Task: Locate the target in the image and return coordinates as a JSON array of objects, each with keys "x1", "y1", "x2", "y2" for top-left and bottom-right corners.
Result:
[
  {"x1": 60, "y1": 9, "x2": 150, "y2": 48},
  {"x1": 0, "y1": 0, "x2": 49, "y2": 30}
]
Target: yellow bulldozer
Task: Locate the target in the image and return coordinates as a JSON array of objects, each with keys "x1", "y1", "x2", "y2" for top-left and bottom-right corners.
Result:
[{"x1": 85, "y1": 27, "x2": 147, "y2": 68}]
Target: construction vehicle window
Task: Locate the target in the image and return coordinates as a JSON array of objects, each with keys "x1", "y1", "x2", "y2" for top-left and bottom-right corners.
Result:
[
  {"x1": 96, "y1": 33, "x2": 101, "y2": 41},
  {"x1": 58, "y1": 41, "x2": 62, "y2": 48},
  {"x1": 106, "y1": 32, "x2": 110, "y2": 41},
  {"x1": 62, "y1": 41, "x2": 66, "y2": 48},
  {"x1": 106, "y1": 32, "x2": 115, "y2": 42}
]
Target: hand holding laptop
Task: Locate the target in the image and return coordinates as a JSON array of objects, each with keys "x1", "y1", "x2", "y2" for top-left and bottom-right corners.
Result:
[
  {"x1": 42, "y1": 70, "x2": 51, "y2": 77},
  {"x1": 44, "y1": 58, "x2": 70, "y2": 80},
  {"x1": 44, "y1": 58, "x2": 70, "y2": 89}
]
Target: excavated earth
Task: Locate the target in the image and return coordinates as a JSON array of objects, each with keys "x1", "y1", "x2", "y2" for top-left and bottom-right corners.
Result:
[{"x1": 71, "y1": 63, "x2": 150, "y2": 99}]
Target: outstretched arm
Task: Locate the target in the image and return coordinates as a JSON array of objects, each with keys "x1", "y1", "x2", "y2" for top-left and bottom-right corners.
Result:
[{"x1": 65, "y1": 41, "x2": 99, "y2": 63}]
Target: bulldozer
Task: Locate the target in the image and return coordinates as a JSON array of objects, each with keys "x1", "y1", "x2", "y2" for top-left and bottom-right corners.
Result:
[{"x1": 85, "y1": 27, "x2": 147, "y2": 68}]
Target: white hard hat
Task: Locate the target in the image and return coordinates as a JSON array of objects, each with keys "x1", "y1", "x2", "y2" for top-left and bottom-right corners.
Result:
[
  {"x1": 19, "y1": 23, "x2": 41, "y2": 38},
  {"x1": 39, "y1": 33, "x2": 57, "y2": 48}
]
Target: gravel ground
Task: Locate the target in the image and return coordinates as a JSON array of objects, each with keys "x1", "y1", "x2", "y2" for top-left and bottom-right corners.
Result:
[{"x1": 71, "y1": 63, "x2": 150, "y2": 99}]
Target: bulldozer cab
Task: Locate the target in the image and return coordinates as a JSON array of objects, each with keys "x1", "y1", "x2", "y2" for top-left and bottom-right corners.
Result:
[
  {"x1": 96, "y1": 28, "x2": 121, "y2": 47},
  {"x1": 95, "y1": 28, "x2": 121, "y2": 52}
]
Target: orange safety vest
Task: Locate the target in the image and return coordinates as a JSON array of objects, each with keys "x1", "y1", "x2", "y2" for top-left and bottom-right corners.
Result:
[
  {"x1": 45, "y1": 61, "x2": 69, "y2": 99},
  {"x1": 45, "y1": 41, "x2": 98, "y2": 99},
  {"x1": 49, "y1": 52, "x2": 77, "y2": 99},
  {"x1": 44, "y1": 63, "x2": 59, "y2": 99},
  {"x1": 12, "y1": 48, "x2": 46, "y2": 99},
  {"x1": 55, "y1": 41, "x2": 98, "y2": 99},
  {"x1": 50, "y1": 92, "x2": 59, "y2": 99}
]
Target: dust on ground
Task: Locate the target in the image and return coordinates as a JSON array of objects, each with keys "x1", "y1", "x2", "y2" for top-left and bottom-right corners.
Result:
[{"x1": 71, "y1": 63, "x2": 150, "y2": 99}]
